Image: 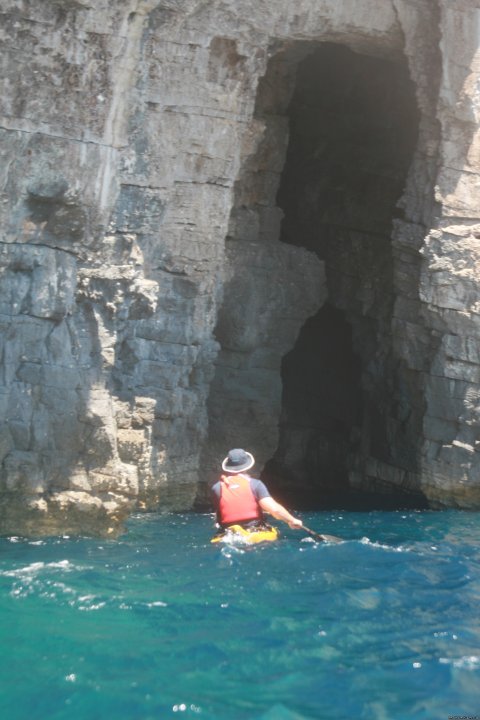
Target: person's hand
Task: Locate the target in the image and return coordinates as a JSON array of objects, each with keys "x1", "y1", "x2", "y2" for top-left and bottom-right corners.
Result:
[{"x1": 288, "y1": 518, "x2": 303, "y2": 530}]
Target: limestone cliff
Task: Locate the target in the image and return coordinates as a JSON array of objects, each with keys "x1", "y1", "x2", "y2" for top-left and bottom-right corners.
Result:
[{"x1": 1, "y1": 0, "x2": 480, "y2": 535}]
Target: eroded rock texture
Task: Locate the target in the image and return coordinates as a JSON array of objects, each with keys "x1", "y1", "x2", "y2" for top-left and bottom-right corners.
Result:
[{"x1": 1, "y1": 0, "x2": 480, "y2": 535}]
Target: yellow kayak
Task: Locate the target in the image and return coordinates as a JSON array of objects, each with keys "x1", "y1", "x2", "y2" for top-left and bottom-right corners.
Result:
[{"x1": 211, "y1": 523, "x2": 279, "y2": 545}]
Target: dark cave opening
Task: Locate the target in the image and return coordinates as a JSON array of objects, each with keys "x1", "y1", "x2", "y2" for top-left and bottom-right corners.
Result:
[
  {"x1": 263, "y1": 304, "x2": 363, "y2": 507},
  {"x1": 261, "y1": 43, "x2": 427, "y2": 510}
]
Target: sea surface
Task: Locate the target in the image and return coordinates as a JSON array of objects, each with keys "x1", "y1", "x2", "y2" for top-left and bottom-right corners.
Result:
[{"x1": 0, "y1": 510, "x2": 479, "y2": 720}]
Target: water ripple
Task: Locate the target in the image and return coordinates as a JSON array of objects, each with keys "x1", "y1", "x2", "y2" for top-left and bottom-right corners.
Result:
[{"x1": 0, "y1": 510, "x2": 479, "y2": 720}]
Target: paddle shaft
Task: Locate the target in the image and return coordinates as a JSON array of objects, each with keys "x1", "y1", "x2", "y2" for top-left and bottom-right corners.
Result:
[{"x1": 302, "y1": 524, "x2": 342, "y2": 544}]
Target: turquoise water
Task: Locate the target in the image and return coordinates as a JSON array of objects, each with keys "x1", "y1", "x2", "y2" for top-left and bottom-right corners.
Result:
[{"x1": 1, "y1": 511, "x2": 479, "y2": 720}]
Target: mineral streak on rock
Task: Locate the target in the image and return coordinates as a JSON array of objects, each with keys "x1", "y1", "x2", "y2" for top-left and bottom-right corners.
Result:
[{"x1": 0, "y1": 0, "x2": 480, "y2": 536}]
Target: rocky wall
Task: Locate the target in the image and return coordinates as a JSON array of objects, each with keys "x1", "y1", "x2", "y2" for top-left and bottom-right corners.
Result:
[{"x1": 1, "y1": 0, "x2": 480, "y2": 536}]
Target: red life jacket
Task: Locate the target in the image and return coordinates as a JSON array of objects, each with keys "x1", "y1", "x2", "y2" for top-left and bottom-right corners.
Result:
[{"x1": 218, "y1": 474, "x2": 263, "y2": 525}]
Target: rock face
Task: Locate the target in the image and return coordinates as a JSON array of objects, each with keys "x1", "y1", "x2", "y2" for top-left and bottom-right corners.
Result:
[{"x1": 1, "y1": 0, "x2": 480, "y2": 535}]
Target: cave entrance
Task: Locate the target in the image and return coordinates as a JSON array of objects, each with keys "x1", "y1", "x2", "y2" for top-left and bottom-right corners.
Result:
[
  {"x1": 202, "y1": 41, "x2": 427, "y2": 510},
  {"x1": 259, "y1": 43, "x2": 426, "y2": 509},
  {"x1": 264, "y1": 303, "x2": 363, "y2": 508}
]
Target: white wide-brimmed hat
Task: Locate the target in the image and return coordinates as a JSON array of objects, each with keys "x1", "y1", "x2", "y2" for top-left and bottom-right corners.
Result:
[{"x1": 221, "y1": 448, "x2": 255, "y2": 473}]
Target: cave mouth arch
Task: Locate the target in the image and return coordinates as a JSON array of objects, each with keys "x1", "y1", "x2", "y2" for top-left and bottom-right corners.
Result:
[
  {"x1": 261, "y1": 43, "x2": 427, "y2": 509},
  {"x1": 201, "y1": 41, "x2": 429, "y2": 511}
]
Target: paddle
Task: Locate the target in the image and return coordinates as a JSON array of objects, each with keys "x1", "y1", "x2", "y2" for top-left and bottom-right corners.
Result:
[{"x1": 302, "y1": 524, "x2": 343, "y2": 544}]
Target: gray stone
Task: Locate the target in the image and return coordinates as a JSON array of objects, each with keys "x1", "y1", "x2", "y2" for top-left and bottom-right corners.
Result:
[{"x1": 1, "y1": 0, "x2": 480, "y2": 536}]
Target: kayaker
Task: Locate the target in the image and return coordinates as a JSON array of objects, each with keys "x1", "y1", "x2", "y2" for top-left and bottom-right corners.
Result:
[{"x1": 211, "y1": 448, "x2": 303, "y2": 532}]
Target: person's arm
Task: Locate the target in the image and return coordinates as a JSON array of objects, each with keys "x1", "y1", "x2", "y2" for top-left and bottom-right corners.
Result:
[{"x1": 259, "y1": 496, "x2": 303, "y2": 530}]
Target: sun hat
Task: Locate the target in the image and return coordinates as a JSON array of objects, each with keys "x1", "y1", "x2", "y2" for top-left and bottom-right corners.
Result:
[{"x1": 221, "y1": 448, "x2": 255, "y2": 473}]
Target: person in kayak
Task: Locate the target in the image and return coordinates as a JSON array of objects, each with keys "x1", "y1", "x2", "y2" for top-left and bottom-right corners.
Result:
[{"x1": 211, "y1": 448, "x2": 303, "y2": 532}]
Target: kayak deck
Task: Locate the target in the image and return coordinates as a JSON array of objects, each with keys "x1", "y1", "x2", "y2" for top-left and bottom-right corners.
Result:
[{"x1": 211, "y1": 523, "x2": 279, "y2": 545}]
